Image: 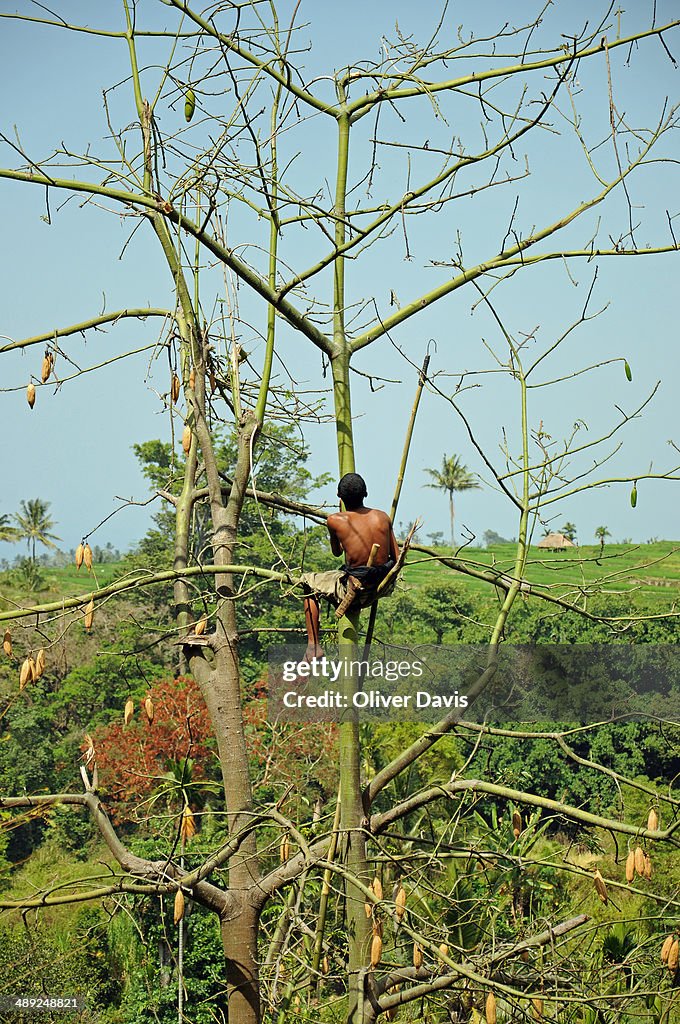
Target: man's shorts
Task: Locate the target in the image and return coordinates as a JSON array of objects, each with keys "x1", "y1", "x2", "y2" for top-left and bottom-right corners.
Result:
[{"x1": 301, "y1": 569, "x2": 397, "y2": 609}]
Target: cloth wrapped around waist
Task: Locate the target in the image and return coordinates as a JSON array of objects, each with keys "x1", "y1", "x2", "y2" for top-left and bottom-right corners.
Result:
[{"x1": 341, "y1": 558, "x2": 396, "y2": 589}]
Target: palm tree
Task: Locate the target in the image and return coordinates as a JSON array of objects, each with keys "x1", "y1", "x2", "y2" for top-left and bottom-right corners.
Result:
[
  {"x1": 13, "y1": 499, "x2": 61, "y2": 563},
  {"x1": 560, "y1": 521, "x2": 577, "y2": 543},
  {"x1": 0, "y1": 514, "x2": 19, "y2": 543},
  {"x1": 424, "y1": 454, "x2": 480, "y2": 546},
  {"x1": 595, "y1": 525, "x2": 611, "y2": 554}
]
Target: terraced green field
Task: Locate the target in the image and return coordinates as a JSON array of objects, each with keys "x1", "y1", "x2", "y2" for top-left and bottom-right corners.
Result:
[{"x1": 403, "y1": 541, "x2": 680, "y2": 608}]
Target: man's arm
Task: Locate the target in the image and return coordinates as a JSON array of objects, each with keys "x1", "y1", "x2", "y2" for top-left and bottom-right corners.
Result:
[{"x1": 326, "y1": 515, "x2": 344, "y2": 557}]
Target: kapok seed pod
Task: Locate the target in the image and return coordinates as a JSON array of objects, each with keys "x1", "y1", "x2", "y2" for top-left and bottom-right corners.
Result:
[
  {"x1": 124, "y1": 699, "x2": 134, "y2": 726},
  {"x1": 661, "y1": 934, "x2": 675, "y2": 964},
  {"x1": 512, "y1": 809, "x2": 522, "y2": 838},
  {"x1": 83, "y1": 733, "x2": 95, "y2": 766},
  {"x1": 34, "y1": 648, "x2": 46, "y2": 679},
  {"x1": 41, "y1": 351, "x2": 52, "y2": 384},
  {"x1": 3, "y1": 630, "x2": 11, "y2": 657},
  {"x1": 364, "y1": 901, "x2": 372, "y2": 919},
  {"x1": 438, "y1": 943, "x2": 449, "y2": 960},
  {"x1": 648, "y1": 808, "x2": 659, "y2": 832},
  {"x1": 630, "y1": 483, "x2": 638, "y2": 508},
  {"x1": 373, "y1": 876, "x2": 383, "y2": 902},
  {"x1": 413, "y1": 943, "x2": 423, "y2": 969},
  {"x1": 486, "y1": 991, "x2": 497, "y2": 1024},
  {"x1": 19, "y1": 657, "x2": 34, "y2": 690},
  {"x1": 370, "y1": 933, "x2": 383, "y2": 969},
  {"x1": 668, "y1": 939, "x2": 679, "y2": 973},
  {"x1": 625, "y1": 850, "x2": 635, "y2": 882},
  {"x1": 322, "y1": 955, "x2": 329, "y2": 975},
  {"x1": 171, "y1": 373, "x2": 180, "y2": 404},
  {"x1": 279, "y1": 835, "x2": 290, "y2": 863},
  {"x1": 75, "y1": 543, "x2": 84, "y2": 569},
  {"x1": 593, "y1": 869, "x2": 608, "y2": 903},
  {"x1": 634, "y1": 846, "x2": 645, "y2": 876},
  {"x1": 144, "y1": 697, "x2": 154, "y2": 724},
  {"x1": 174, "y1": 889, "x2": 185, "y2": 924},
  {"x1": 27, "y1": 382, "x2": 36, "y2": 409},
  {"x1": 180, "y1": 806, "x2": 196, "y2": 842},
  {"x1": 84, "y1": 597, "x2": 95, "y2": 631},
  {"x1": 182, "y1": 424, "x2": 192, "y2": 454},
  {"x1": 194, "y1": 615, "x2": 207, "y2": 636},
  {"x1": 184, "y1": 88, "x2": 196, "y2": 122},
  {"x1": 624, "y1": 360, "x2": 632, "y2": 382},
  {"x1": 209, "y1": 370, "x2": 217, "y2": 394},
  {"x1": 532, "y1": 997, "x2": 544, "y2": 1020},
  {"x1": 83, "y1": 543, "x2": 93, "y2": 571},
  {"x1": 189, "y1": 367, "x2": 196, "y2": 390},
  {"x1": 643, "y1": 853, "x2": 652, "y2": 880},
  {"x1": 395, "y1": 885, "x2": 406, "y2": 921}
]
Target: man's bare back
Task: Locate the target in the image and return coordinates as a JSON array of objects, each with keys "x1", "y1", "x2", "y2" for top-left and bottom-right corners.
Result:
[{"x1": 327, "y1": 508, "x2": 399, "y2": 567}]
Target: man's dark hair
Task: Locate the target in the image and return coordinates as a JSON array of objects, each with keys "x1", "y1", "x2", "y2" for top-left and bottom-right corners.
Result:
[{"x1": 337, "y1": 473, "x2": 368, "y2": 509}]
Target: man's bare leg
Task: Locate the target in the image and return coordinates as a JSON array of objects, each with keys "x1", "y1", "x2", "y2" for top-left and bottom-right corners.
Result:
[{"x1": 303, "y1": 595, "x2": 324, "y2": 660}]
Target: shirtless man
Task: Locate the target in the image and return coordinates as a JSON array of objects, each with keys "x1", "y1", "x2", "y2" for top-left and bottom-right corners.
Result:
[{"x1": 302, "y1": 473, "x2": 399, "y2": 659}]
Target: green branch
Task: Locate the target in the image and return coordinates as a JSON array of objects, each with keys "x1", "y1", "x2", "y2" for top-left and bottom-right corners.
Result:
[
  {"x1": 350, "y1": 132, "x2": 668, "y2": 352},
  {"x1": 0, "y1": 309, "x2": 172, "y2": 354},
  {"x1": 346, "y1": 20, "x2": 680, "y2": 118}
]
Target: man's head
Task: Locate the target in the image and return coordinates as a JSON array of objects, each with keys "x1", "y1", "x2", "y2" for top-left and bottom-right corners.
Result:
[{"x1": 337, "y1": 473, "x2": 368, "y2": 510}]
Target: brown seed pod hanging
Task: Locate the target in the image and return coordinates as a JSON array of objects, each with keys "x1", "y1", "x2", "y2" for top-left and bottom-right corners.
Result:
[
  {"x1": 75, "y1": 543, "x2": 84, "y2": 569},
  {"x1": 634, "y1": 846, "x2": 645, "y2": 876},
  {"x1": 438, "y1": 942, "x2": 449, "y2": 960},
  {"x1": 512, "y1": 809, "x2": 522, "y2": 838},
  {"x1": 372, "y1": 876, "x2": 383, "y2": 902},
  {"x1": 174, "y1": 889, "x2": 185, "y2": 924},
  {"x1": 171, "y1": 373, "x2": 180, "y2": 404},
  {"x1": 370, "y1": 933, "x2": 383, "y2": 969},
  {"x1": 321, "y1": 955, "x2": 329, "y2": 975},
  {"x1": 647, "y1": 808, "x2": 659, "y2": 832},
  {"x1": 413, "y1": 943, "x2": 423, "y2": 969},
  {"x1": 143, "y1": 696, "x2": 154, "y2": 724},
  {"x1": 209, "y1": 370, "x2": 217, "y2": 394},
  {"x1": 661, "y1": 934, "x2": 675, "y2": 964},
  {"x1": 26, "y1": 382, "x2": 36, "y2": 409},
  {"x1": 194, "y1": 614, "x2": 207, "y2": 636},
  {"x1": 279, "y1": 834, "x2": 290, "y2": 863},
  {"x1": 19, "y1": 657, "x2": 34, "y2": 690},
  {"x1": 593, "y1": 869, "x2": 608, "y2": 903},
  {"x1": 3, "y1": 630, "x2": 11, "y2": 657},
  {"x1": 182, "y1": 424, "x2": 192, "y2": 454},
  {"x1": 668, "y1": 939, "x2": 679, "y2": 973},
  {"x1": 84, "y1": 597, "x2": 95, "y2": 631},
  {"x1": 643, "y1": 853, "x2": 652, "y2": 880},
  {"x1": 486, "y1": 991, "x2": 497, "y2": 1024},
  {"x1": 364, "y1": 901, "x2": 373, "y2": 919},
  {"x1": 625, "y1": 850, "x2": 635, "y2": 883},
  {"x1": 34, "y1": 648, "x2": 46, "y2": 679},
  {"x1": 41, "y1": 351, "x2": 53, "y2": 384},
  {"x1": 83, "y1": 543, "x2": 93, "y2": 571},
  {"x1": 395, "y1": 885, "x2": 406, "y2": 921},
  {"x1": 189, "y1": 367, "x2": 196, "y2": 390},
  {"x1": 180, "y1": 806, "x2": 197, "y2": 842},
  {"x1": 124, "y1": 698, "x2": 134, "y2": 725}
]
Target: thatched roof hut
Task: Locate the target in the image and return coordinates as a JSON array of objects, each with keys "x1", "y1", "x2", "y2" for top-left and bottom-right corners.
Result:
[{"x1": 537, "y1": 532, "x2": 575, "y2": 550}]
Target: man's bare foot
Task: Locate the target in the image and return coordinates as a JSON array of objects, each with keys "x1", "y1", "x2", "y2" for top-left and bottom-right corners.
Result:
[{"x1": 303, "y1": 644, "x2": 324, "y2": 662}]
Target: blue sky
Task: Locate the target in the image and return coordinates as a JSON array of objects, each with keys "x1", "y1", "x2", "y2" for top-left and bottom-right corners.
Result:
[{"x1": 1, "y1": 0, "x2": 679, "y2": 563}]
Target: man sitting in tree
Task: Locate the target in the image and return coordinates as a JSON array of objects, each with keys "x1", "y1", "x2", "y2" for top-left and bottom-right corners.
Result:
[{"x1": 303, "y1": 473, "x2": 399, "y2": 659}]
